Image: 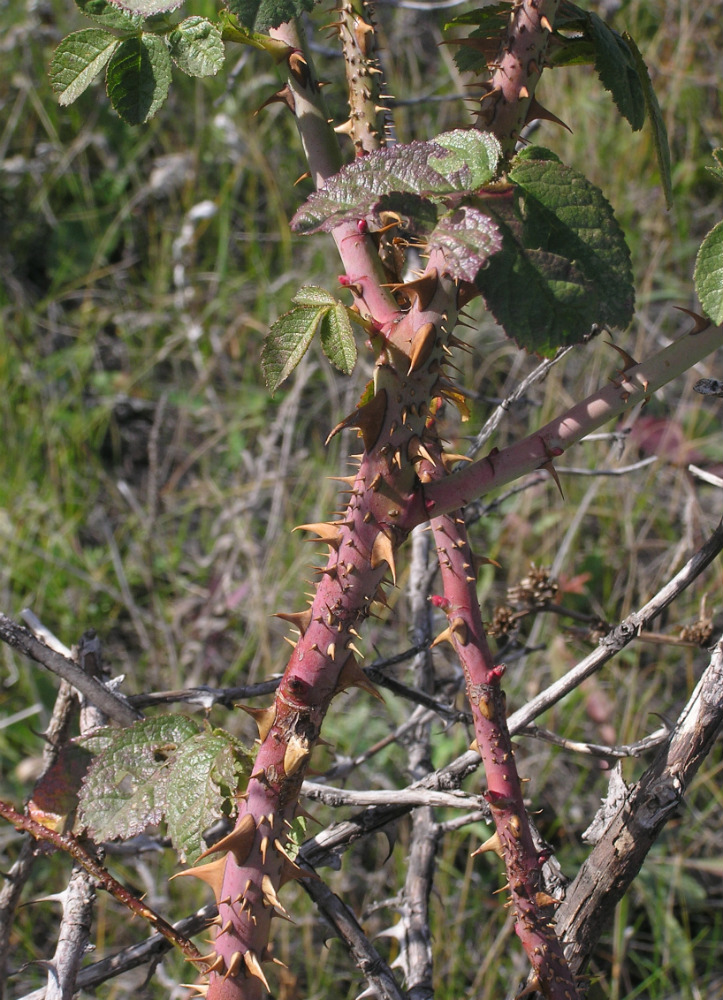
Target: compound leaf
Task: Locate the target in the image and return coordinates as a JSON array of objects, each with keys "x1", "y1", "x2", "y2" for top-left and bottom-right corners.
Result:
[
  {"x1": 429, "y1": 205, "x2": 502, "y2": 283},
  {"x1": 319, "y1": 304, "x2": 357, "y2": 376},
  {"x1": 695, "y1": 221, "x2": 723, "y2": 324},
  {"x1": 50, "y1": 29, "x2": 120, "y2": 106},
  {"x1": 226, "y1": 0, "x2": 315, "y2": 33},
  {"x1": 78, "y1": 716, "x2": 200, "y2": 842},
  {"x1": 165, "y1": 729, "x2": 253, "y2": 863},
  {"x1": 106, "y1": 33, "x2": 172, "y2": 124},
  {"x1": 168, "y1": 16, "x2": 225, "y2": 77},
  {"x1": 261, "y1": 289, "x2": 332, "y2": 392},
  {"x1": 75, "y1": 0, "x2": 143, "y2": 30}
]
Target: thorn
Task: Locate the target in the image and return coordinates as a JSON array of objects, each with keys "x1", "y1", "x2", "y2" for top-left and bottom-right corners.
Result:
[
  {"x1": 535, "y1": 891, "x2": 562, "y2": 908},
  {"x1": 371, "y1": 529, "x2": 397, "y2": 585},
  {"x1": 540, "y1": 14, "x2": 553, "y2": 31},
  {"x1": 261, "y1": 873, "x2": 294, "y2": 920},
  {"x1": 244, "y1": 950, "x2": 270, "y2": 991},
  {"x1": 430, "y1": 626, "x2": 453, "y2": 648},
  {"x1": 440, "y1": 451, "x2": 472, "y2": 471},
  {"x1": 605, "y1": 339, "x2": 638, "y2": 371},
  {"x1": 274, "y1": 609, "x2": 313, "y2": 635},
  {"x1": 407, "y1": 435, "x2": 436, "y2": 467},
  {"x1": 237, "y1": 704, "x2": 277, "y2": 741},
  {"x1": 334, "y1": 119, "x2": 355, "y2": 136},
  {"x1": 284, "y1": 736, "x2": 311, "y2": 777},
  {"x1": 407, "y1": 321, "x2": 438, "y2": 374},
  {"x1": 260, "y1": 836, "x2": 269, "y2": 865},
  {"x1": 254, "y1": 84, "x2": 296, "y2": 116},
  {"x1": 325, "y1": 388, "x2": 388, "y2": 451},
  {"x1": 294, "y1": 171, "x2": 311, "y2": 186},
  {"x1": 224, "y1": 951, "x2": 244, "y2": 980},
  {"x1": 540, "y1": 460, "x2": 564, "y2": 499},
  {"x1": 327, "y1": 641, "x2": 336, "y2": 661},
  {"x1": 336, "y1": 653, "x2": 384, "y2": 700},
  {"x1": 196, "y1": 813, "x2": 256, "y2": 866},
  {"x1": 170, "y1": 857, "x2": 227, "y2": 904},
  {"x1": 524, "y1": 97, "x2": 571, "y2": 132},
  {"x1": 294, "y1": 522, "x2": 342, "y2": 549},
  {"x1": 472, "y1": 831, "x2": 504, "y2": 858},
  {"x1": 675, "y1": 306, "x2": 711, "y2": 334},
  {"x1": 389, "y1": 270, "x2": 439, "y2": 311}
]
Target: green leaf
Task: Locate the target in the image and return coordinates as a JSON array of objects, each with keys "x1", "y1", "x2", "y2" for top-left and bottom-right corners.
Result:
[
  {"x1": 695, "y1": 221, "x2": 723, "y2": 324},
  {"x1": 291, "y1": 130, "x2": 501, "y2": 235},
  {"x1": 623, "y1": 32, "x2": 672, "y2": 208},
  {"x1": 49, "y1": 29, "x2": 120, "y2": 106},
  {"x1": 106, "y1": 33, "x2": 172, "y2": 124},
  {"x1": 165, "y1": 729, "x2": 253, "y2": 863},
  {"x1": 586, "y1": 12, "x2": 645, "y2": 131},
  {"x1": 78, "y1": 716, "x2": 201, "y2": 842},
  {"x1": 105, "y1": 0, "x2": 183, "y2": 13},
  {"x1": 168, "y1": 17, "x2": 225, "y2": 77},
  {"x1": 75, "y1": 0, "x2": 143, "y2": 30},
  {"x1": 476, "y1": 150, "x2": 634, "y2": 354},
  {"x1": 430, "y1": 130, "x2": 502, "y2": 190},
  {"x1": 319, "y1": 305, "x2": 357, "y2": 376},
  {"x1": 292, "y1": 285, "x2": 337, "y2": 308},
  {"x1": 261, "y1": 293, "x2": 331, "y2": 392},
  {"x1": 428, "y1": 205, "x2": 502, "y2": 283},
  {"x1": 226, "y1": 0, "x2": 315, "y2": 33}
]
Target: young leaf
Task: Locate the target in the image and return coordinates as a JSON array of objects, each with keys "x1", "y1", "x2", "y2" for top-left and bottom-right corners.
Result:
[
  {"x1": 319, "y1": 304, "x2": 357, "y2": 376},
  {"x1": 291, "y1": 130, "x2": 501, "y2": 235},
  {"x1": 428, "y1": 205, "x2": 502, "y2": 283},
  {"x1": 168, "y1": 17, "x2": 225, "y2": 78},
  {"x1": 104, "y1": 0, "x2": 183, "y2": 13},
  {"x1": 165, "y1": 729, "x2": 253, "y2": 863},
  {"x1": 695, "y1": 221, "x2": 723, "y2": 324},
  {"x1": 623, "y1": 32, "x2": 672, "y2": 208},
  {"x1": 75, "y1": 0, "x2": 143, "y2": 30},
  {"x1": 78, "y1": 716, "x2": 201, "y2": 842},
  {"x1": 106, "y1": 33, "x2": 172, "y2": 124},
  {"x1": 50, "y1": 29, "x2": 120, "y2": 106},
  {"x1": 261, "y1": 289, "x2": 333, "y2": 392},
  {"x1": 226, "y1": 0, "x2": 315, "y2": 34},
  {"x1": 476, "y1": 149, "x2": 634, "y2": 354}
]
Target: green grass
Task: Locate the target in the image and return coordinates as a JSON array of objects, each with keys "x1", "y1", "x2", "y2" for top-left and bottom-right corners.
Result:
[{"x1": 1, "y1": 0, "x2": 723, "y2": 997}]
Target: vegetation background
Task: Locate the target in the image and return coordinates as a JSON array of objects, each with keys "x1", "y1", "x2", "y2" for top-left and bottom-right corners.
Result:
[{"x1": 1, "y1": 0, "x2": 722, "y2": 997}]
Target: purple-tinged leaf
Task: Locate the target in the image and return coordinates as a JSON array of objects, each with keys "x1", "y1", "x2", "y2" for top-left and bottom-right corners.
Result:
[
  {"x1": 429, "y1": 205, "x2": 502, "y2": 282},
  {"x1": 291, "y1": 129, "x2": 501, "y2": 235}
]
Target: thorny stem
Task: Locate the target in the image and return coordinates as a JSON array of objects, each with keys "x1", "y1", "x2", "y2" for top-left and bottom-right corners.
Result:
[
  {"x1": 163, "y1": 1, "x2": 721, "y2": 997},
  {"x1": 420, "y1": 433, "x2": 579, "y2": 1000},
  {"x1": 0, "y1": 801, "x2": 204, "y2": 967}
]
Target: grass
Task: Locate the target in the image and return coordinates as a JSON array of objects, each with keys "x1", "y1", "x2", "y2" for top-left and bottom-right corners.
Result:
[{"x1": 1, "y1": 0, "x2": 723, "y2": 997}]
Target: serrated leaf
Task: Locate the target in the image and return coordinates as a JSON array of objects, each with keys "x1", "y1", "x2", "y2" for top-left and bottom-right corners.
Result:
[
  {"x1": 291, "y1": 130, "x2": 501, "y2": 235},
  {"x1": 106, "y1": 0, "x2": 183, "y2": 13},
  {"x1": 168, "y1": 17, "x2": 224, "y2": 77},
  {"x1": 586, "y1": 12, "x2": 645, "y2": 131},
  {"x1": 428, "y1": 205, "x2": 502, "y2": 282},
  {"x1": 165, "y1": 729, "x2": 253, "y2": 863},
  {"x1": 292, "y1": 285, "x2": 337, "y2": 307},
  {"x1": 319, "y1": 304, "x2": 357, "y2": 376},
  {"x1": 75, "y1": 0, "x2": 143, "y2": 30},
  {"x1": 705, "y1": 148, "x2": 723, "y2": 185},
  {"x1": 106, "y1": 34, "x2": 172, "y2": 124},
  {"x1": 78, "y1": 716, "x2": 201, "y2": 842},
  {"x1": 50, "y1": 29, "x2": 120, "y2": 106},
  {"x1": 445, "y1": 3, "x2": 510, "y2": 28},
  {"x1": 695, "y1": 221, "x2": 723, "y2": 324},
  {"x1": 623, "y1": 32, "x2": 672, "y2": 208},
  {"x1": 261, "y1": 301, "x2": 329, "y2": 392},
  {"x1": 476, "y1": 152, "x2": 634, "y2": 354},
  {"x1": 226, "y1": 0, "x2": 315, "y2": 33}
]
